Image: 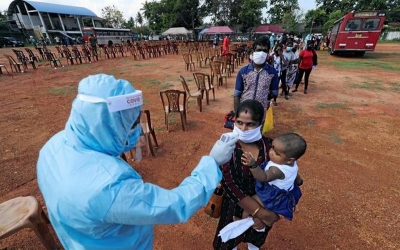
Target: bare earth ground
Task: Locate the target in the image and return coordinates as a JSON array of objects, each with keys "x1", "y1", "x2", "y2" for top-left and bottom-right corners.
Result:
[{"x1": 0, "y1": 43, "x2": 399, "y2": 250}]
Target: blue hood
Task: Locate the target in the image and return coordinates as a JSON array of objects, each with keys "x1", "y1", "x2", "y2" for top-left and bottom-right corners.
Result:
[{"x1": 64, "y1": 74, "x2": 141, "y2": 156}]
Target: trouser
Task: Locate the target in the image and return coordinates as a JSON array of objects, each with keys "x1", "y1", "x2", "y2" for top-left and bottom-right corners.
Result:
[
  {"x1": 294, "y1": 67, "x2": 312, "y2": 90},
  {"x1": 280, "y1": 69, "x2": 288, "y2": 95}
]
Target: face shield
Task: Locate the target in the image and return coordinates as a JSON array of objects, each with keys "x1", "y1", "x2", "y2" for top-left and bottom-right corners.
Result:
[{"x1": 77, "y1": 90, "x2": 143, "y2": 153}]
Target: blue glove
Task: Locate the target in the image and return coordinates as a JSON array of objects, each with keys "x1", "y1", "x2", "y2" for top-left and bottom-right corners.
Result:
[
  {"x1": 312, "y1": 65, "x2": 317, "y2": 70},
  {"x1": 209, "y1": 132, "x2": 238, "y2": 165}
]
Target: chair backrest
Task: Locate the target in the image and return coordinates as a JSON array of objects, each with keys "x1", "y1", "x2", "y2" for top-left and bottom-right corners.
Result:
[
  {"x1": 160, "y1": 89, "x2": 187, "y2": 113},
  {"x1": 182, "y1": 53, "x2": 192, "y2": 63},
  {"x1": 210, "y1": 61, "x2": 222, "y2": 75},
  {"x1": 4, "y1": 54, "x2": 18, "y2": 65},
  {"x1": 193, "y1": 72, "x2": 211, "y2": 90},
  {"x1": 179, "y1": 75, "x2": 191, "y2": 94}
]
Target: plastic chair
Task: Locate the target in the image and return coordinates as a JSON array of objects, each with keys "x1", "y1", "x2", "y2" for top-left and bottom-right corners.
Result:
[
  {"x1": 210, "y1": 60, "x2": 228, "y2": 89},
  {"x1": 129, "y1": 110, "x2": 159, "y2": 158},
  {"x1": 182, "y1": 53, "x2": 195, "y2": 71},
  {"x1": 160, "y1": 89, "x2": 187, "y2": 131},
  {"x1": 0, "y1": 196, "x2": 58, "y2": 250},
  {"x1": 0, "y1": 64, "x2": 12, "y2": 76},
  {"x1": 193, "y1": 72, "x2": 215, "y2": 105},
  {"x1": 180, "y1": 75, "x2": 203, "y2": 112}
]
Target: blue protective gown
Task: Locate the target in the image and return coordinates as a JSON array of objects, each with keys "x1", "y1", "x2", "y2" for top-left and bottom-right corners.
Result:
[{"x1": 37, "y1": 74, "x2": 222, "y2": 249}]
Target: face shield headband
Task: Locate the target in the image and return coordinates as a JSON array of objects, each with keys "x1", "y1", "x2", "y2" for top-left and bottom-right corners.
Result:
[{"x1": 76, "y1": 90, "x2": 143, "y2": 112}]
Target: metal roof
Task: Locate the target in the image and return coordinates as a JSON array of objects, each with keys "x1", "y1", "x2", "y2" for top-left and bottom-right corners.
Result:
[
  {"x1": 253, "y1": 25, "x2": 285, "y2": 34},
  {"x1": 9, "y1": 0, "x2": 97, "y2": 17}
]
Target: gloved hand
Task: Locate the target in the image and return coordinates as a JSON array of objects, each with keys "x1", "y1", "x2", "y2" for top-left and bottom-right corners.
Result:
[
  {"x1": 312, "y1": 65, "x2": 317, "y2": 70},
  {"x1": 209, "y1": 132, "x2": 238, "y2": 165}
]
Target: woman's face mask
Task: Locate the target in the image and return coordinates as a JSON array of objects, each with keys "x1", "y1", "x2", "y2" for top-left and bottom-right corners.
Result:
[
  {"x1": 286, "y1": 46, "x2": 293, "y2": 51},
  {"x1": 252, "y1": 51, "x2": 267, "y2": 65},
  {"x1": 233, "y1": 124, "x2": 262, "y2": 143}
]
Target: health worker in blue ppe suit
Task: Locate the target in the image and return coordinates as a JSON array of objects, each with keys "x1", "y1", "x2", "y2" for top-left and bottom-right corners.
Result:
[{"x1": 37, "y1": 74, "x2": 238, "y2": 250}]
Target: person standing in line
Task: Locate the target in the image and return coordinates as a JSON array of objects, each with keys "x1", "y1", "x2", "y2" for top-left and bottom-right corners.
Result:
[
  {"x1": 234, "y1": 36, "x2": 279, "y2": 112},
  {"x1": 286, "y1": 42, "x2": 300, "y2": 93},
  {"x1": 37, "y1": 74, "x2": 237, "y2": 250},
  {"x1": 281, "y1": 40, "x2": 296, "y2": 98},
  {"x1": 292, "y1": 40, "x2": 318, "y2": 94},
  {"x1": 269, "y1": 44, "x2": 286, "y2": 106},
  {"x1": 222, "y1": 34, "x2": 230, "y2": 55},
  {"x1": 213, "y1": 99, "x2": 280, "y2": 250}
]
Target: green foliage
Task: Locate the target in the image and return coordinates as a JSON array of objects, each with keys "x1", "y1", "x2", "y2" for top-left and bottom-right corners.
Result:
[
  {"x1": 141, "y1": 0, "x2": 203, "y2": 33},
  {"x1": 101, "y1": 5, "x2": 126, "y2": 28},
  {"x1": 238, "y1": 0, "x2": 267, "y2": 32},
  {"x1": 268, "y1": 0, "x2": 299, "y2": 24},
  {"x1": 323, "y1": 10, "x2": 342, "y2": 33},
  {"x1": 316, "y1": 0, "x2": 400, "y2": 23}
]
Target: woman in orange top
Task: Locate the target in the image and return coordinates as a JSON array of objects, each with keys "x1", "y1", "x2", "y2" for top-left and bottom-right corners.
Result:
[{"x1": 291, "y1": 40, "x2": 318, "y2": 94}]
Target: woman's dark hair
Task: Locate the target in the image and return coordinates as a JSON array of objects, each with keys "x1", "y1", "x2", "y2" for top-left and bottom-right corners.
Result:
[
  {"x1": 235, "y1": 99, "x2": 265, "y2": 125},
  {"x1": 253, "y1": 36, "x2": 270, "y2": 51},
  {"x1": 275, "y1": 133, "x2": 307, "y2": 160}
]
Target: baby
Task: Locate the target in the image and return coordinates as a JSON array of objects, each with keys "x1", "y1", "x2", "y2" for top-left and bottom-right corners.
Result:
[{"x1": 242, "y1": 133, "x2": 306, "y2": 223}]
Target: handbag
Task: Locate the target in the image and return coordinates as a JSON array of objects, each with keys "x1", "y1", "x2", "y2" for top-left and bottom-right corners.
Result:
[
  {"x1": 204, "y1": 183, "x2": 224, "y2": 218},
  {"x1": 262, "y1": 105, "x2": 274, "y2": 135},
  {"x1": 223, "y1": 111, "x2": 236, "y2": 130}
]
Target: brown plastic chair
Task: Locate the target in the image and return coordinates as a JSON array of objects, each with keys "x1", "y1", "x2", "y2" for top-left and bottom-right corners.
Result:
[
  {"x1": 193, "y1": 72, "x2": 215, "y2": 105},
  {"x1": 0, "y1": 64, "x2": 12, "y2": 76},
  {"x1": 4, "y1": 54, "x2": 24, "y2": 73},
  {"x1": 180, "y1": 75, "x2": 203, "y2": 112},
  {"x1": 182, "y1": 53, "x2": 195, "y2": 71},
  {"x1": 44, "y1": 51, "x2": 64, "y2": 69},
  {"x1": 160, "y1": 89, "x2": 187, "y2": 131},
  {"x1": 0, "y1": 196, "x2": 58, "y2": 250},
  {"x1": 210, "y1": 60, "x2": 228, "y2": 89}
]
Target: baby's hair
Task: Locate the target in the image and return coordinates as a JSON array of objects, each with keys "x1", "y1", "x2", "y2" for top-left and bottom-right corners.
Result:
[{"x1": 275, "y1": 133, "x2": 307, "y2": 160}]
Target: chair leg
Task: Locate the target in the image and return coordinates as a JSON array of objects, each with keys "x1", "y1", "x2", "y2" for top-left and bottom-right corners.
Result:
[
  {"x1": 205, "y1": 91, "x2": 210, "y2": 105},
  {"x1": 150, "y1": 129, "x2": 159, "y2": 148},
  {"x1": 30, "y1": 209, "x2": 58, "y2": 250},
  {"x1": 180, "y1": 112, "x2": 186, "y2": 131},
  {"x1": 145, "y1": 133, "x2": 155, "y2": 156},
  {"x1": 198, "y1": 96, "x2": 202, "y2": 112},
  {"x1": 212, "y1": 89, "x2": 215, "y2": 101}
]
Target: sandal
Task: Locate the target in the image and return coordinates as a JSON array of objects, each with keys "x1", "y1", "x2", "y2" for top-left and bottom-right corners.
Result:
[{"x1": 292, "y1": 89, "x2": 298, "y2": 92}]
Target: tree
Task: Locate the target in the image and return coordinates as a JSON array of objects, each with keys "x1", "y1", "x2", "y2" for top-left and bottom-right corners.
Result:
[
  {"x1": 237, "y1": 0, "x2": 268, "y2": 32},
  {"x1": 281, "y1": 9, "x2": 303, "y2": 32},
  {"x1": 101, "y1": 5, "x2": 126, "y2": 28},
  {"x1": 136, "y1": 12, "x2": 143, "y2": 27},
  {"x1": 304, "y1": 8, "x2": 327, "y2": 33},
  {"x1": 268, "y1": 0, "x2": 300, "y2": 24},
  {"x1": 322, "y1": 10, "x2": 343, "y2": 33}
]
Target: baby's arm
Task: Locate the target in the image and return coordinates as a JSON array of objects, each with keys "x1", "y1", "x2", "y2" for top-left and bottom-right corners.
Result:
[
  {"x1": 250, "y1": 165, "x2": 285, "y2": 183},
  {"x1": 295, "y1": 173, "x2": 303, "y2": 186},
  {"x1": 241, "y1": 152, "x2": 284, "y2": 182}
]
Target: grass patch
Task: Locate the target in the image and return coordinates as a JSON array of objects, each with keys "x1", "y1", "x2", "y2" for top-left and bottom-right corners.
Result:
[
  {"x1": 47, "y1": 86, "x2": 76, "y2": 95},
  {"x1": 292, "y1": 106, "x2": 302, "y2": 113},
  {"x1": 316, "y1": 102, "x2": 349, "y2": 110},
  {"x1": 306, "y1": 120, "x2": 315, "y2": 127},
  {"x1": 388, "y1": 82, "x2": 400, "y2": 92},
  {"x1": 331, "y1": 134, "x2": 343, "y2": 144},
  {"x1": 146, "y1": 79, "x2": 161, "y2": 85},
  {"x1": 328, "y1": 59, "x2": 400, "y2": 71},
  {"x1": 133, "y1": 63, "x2": 156, "y2": 67},
  {"x1": 349, "y1": 79, "x2": 385, "y2": 90},
  {"x1": 160, "y1": 82, "x2": 174, "y2": 90}
]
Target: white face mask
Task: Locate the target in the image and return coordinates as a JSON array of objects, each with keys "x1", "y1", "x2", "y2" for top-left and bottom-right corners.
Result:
[
  {"x1": 252, "y1": 51, "x2": 267, "y2": 65},
  {"x1": 233, "y1": 124, "x2": 262, "y2": 143}
]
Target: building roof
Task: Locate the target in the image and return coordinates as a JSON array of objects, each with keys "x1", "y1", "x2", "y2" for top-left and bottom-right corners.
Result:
[
  {"x1": 204, "y1": 26, "x2": 234, "y2": 34},
  {"x1": 162, "y1": 27, "x2": 191, "y2": 36},
  {"x1": 253, "y1": 25, "x2": 285, "y2": 34},
  {"x1": 8, "y1": 0, "x2": 97, "y2": 17}
]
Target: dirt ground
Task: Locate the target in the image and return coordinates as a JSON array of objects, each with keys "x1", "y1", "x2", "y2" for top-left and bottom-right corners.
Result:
[{"x1": 0, "y1": 43, "x2": 399, "y2": 250}]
